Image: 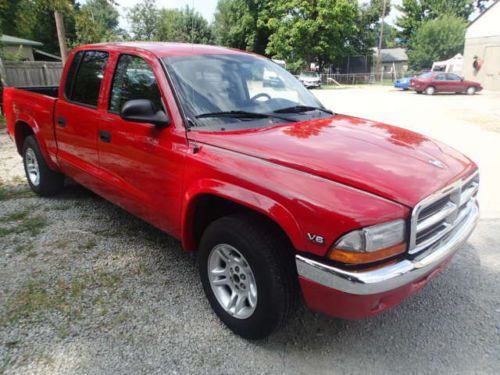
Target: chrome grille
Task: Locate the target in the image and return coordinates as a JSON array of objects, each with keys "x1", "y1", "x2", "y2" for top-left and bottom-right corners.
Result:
[{"x1": 409, "y1": 171, "x2": 479, "y2": 255}]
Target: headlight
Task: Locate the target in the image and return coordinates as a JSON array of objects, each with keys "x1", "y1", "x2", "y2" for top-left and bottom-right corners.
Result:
[{"x1": 328, "y1": 219, "x2": 407, "y2": 264}]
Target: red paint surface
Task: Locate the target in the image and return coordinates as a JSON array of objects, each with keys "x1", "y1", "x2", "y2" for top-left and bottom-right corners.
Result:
[{"x1": 4, "y1": 43, "x2": 476, "y2": 318}]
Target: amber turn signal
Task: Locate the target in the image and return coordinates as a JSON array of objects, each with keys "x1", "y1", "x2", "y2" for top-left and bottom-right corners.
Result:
[{"x1": 328, "y1": 242, "x2": 407, "y2": 265}]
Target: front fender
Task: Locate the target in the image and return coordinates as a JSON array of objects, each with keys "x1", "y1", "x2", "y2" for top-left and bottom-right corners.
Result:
[{"x1": 181, "y1": 178, "x2": 303, "y2": 251}]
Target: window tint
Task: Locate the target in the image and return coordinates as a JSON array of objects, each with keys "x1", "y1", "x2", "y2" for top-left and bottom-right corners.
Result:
[
  {"x1": 436, "y1": 74, "x2": 447, "y2": 81},
  {"x1": 70, "y1": 51, "x2": 109, "y2": 107},
  {"x1": 446, "y1": 73, "x2": 461, "y2": 81},
  {"x1": 64, "y1": 51, "x2": 83, "y2": 99},
  {"x1": 109, "y1": 55, "x2": 163, "y2": 114},
  {"x1": 418, "y1": 72, "x2": 433, "y2": 79}
]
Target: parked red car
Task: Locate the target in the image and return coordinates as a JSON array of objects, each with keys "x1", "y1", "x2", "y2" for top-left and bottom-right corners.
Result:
[
  {"x1": 410, "y1": 72, "x2": 483, "y2": 95},
  {"x1": 3, "y1": 43, "x2": 479, "y2": 339}
]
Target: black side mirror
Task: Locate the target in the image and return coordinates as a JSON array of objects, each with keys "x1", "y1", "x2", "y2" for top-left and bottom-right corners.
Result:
[{"x1": 120, "y1": 99, "x2": 170, "y2": 128}]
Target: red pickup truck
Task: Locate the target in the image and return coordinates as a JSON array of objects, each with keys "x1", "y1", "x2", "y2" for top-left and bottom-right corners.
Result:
[{"x1": 3, "y1": 43, "x2": 479, "y2": 339}]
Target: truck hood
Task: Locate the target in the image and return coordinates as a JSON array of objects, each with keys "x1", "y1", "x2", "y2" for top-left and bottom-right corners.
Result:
[{"x1": 189, "y1": 115, "x2": 476, "y2": 207}]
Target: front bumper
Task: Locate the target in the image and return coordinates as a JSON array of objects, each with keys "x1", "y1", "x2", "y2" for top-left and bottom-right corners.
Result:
[
  {"x1": 302, "y1": 81, "x2": 321, "y2": 88},
  {"x1": 296, "y1": 201, "x2": 479, "y2": 319}
]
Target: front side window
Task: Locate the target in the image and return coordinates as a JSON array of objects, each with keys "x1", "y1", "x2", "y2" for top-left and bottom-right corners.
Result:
[
  {"x1": 69, "y1": 51, "x2": 109, "y2": 107},
  {"x1": 109, "y1": 54, "x2": 163, "y2": 114},
  {"x1": 436, "y1": 74, "x2": 447, "y2": 81},
  {"x1": 163, "y1": 53, "x2": 327, "y2": 130}
]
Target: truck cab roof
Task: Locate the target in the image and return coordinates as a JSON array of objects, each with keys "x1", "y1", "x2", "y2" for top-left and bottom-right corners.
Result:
[{"x1": 75, "y1": 42, "x2": 249, "y2": 58}]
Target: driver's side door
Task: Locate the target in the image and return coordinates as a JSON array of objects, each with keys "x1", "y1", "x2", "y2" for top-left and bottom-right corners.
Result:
[{"x1": 97, "y1": 52, "x2": 186, "y2": 234}]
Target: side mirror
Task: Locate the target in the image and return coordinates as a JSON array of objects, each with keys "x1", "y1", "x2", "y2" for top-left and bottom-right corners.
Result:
[{"x1": 120, "y1": 99, "x2": 170, "y2": 128}]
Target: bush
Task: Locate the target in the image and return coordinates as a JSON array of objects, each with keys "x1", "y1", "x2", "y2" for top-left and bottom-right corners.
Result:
[{"x1": 408, "y1": 15, "x2": 467, "y2": 70}]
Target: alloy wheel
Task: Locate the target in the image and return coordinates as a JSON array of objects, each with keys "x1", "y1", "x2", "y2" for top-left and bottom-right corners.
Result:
[
  {"x1": 207, "y1": 244, "x2": 258, "y2": 319},
  {"x1": 25, "y1": 148, "x2": 40, "y2": 186}
]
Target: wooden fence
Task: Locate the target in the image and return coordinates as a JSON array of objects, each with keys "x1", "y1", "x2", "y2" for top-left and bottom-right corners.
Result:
[{"x1": 0, "y1": 60, "x2": 63, "y2": 87}]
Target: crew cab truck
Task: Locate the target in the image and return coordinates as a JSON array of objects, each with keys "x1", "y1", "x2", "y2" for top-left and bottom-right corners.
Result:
[{"x1": 3, "y1": 43, "x2": 479, "y2": 339}]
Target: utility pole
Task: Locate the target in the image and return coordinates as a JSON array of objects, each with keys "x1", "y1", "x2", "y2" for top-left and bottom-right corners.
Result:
[
  {"x1": 375, "y1": 0, "x2": 387, "y2": 81},
  {"x1": 54, "y1": 10, "x2": 68, "y2": 64}
]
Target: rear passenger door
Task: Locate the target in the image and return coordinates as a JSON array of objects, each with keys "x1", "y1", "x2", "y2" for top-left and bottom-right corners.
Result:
[
  {"x1": 55, "y1": 50, "x2": 109, "y2": 189},
  {"x1": 446, "y1": 73, "x2": 463, "y2": 92},
  {"x1": 433, "y1": 73, "x2": 448, "y2": 92}
]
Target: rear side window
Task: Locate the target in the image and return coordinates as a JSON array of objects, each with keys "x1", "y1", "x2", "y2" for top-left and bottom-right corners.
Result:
[
  {"x1": 109, "y1": 54, "x2": 164, "y2": 114},
  {"x1": 68, "y1": 51, "x2": 109, "y2": 107},
  {"x1": 64, "y1": 51, "x2": 83, "y2": 99},
  {"x1": 446, "y1": 73, "x2": 461, "y2": 81}
]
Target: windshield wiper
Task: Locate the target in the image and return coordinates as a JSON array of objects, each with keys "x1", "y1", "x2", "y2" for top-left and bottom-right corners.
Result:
[
  {"x1": 195, "y1": 110, "x2": 296, "y2": 122},
  {"x1": 274, "y1": 105, "x2": 334, "y2": 114}
]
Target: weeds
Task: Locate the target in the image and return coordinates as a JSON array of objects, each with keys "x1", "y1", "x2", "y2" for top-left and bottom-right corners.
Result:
[
  {"x1": 0, "y1": 184, "x2": 34, "y2": 201},
  {"x1": 1, "y1": 271, "x2": 123, "y2": 326},
  {"x1": 0, "y1": 215, "x2": 48, "y2": 238}
]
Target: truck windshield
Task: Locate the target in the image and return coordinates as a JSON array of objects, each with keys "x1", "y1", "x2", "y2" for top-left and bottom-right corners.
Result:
[{"x1": 163, "y1": 54, "x2": 330, "y2": 130}]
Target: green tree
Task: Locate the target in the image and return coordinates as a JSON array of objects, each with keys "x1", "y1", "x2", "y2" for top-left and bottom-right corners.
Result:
[
  {"x1": 407, "y1": 14, "x2": 467, "y2": 69},
  {"x1": 157, "y1": 6, "x2": 213, "y2": 44},
  {"x1": 127, "y1": 0, "x2": 159, "y2": 40},
  {"x1": 0, "y1": 0, "x2": 77, "y2": 55},
  {"x1": 353, "y1": 0, "x2": 393, "y2": 54},
  {"x1": 373, "y1": 22, "x2": 398, "y2": 49},
  {"x1": 265, "y1": 0, "x2": 358, "y2": 72},
  {"x1": 213, "y1": 0, "x2": 270, "y2": 54},
  {"x1": 396, "y1": 0, "x2": 474, "y2": 45},
  {"x1": 75, "y1": 0, "x2": 124, "y2": 45},
  {"x1": 213, "y1": 0, "x2": 252, "y2": 50}
]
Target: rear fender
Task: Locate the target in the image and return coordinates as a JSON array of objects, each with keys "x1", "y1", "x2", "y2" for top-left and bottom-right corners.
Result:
[
  {"x1": 14, "y1": 115, "x2": 60, "y2": 171},
  {"x1": 181, "y1": 179, "x2": 303, "y2": 251}
]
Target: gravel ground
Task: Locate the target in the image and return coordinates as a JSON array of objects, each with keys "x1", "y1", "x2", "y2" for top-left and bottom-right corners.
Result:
[{"x1": 1, "y1": 87, "x2": 499, "y2": 374}]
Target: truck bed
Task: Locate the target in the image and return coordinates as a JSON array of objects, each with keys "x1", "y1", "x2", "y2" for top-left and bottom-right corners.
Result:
[
  {"x1": 3, "y1": 86, "x2": 59, "y2": 168},
  {"x1": 13, "y1": 86, "x2": 59, "y2": 98}
]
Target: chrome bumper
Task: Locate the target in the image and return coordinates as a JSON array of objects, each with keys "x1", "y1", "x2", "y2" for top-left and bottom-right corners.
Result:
[{"x1": 296, "y1": 202, "x2": 479, "y2": 296}]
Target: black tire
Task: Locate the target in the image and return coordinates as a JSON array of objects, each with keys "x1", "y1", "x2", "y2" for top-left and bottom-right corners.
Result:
[
  {"x1": 22, "y1": 135, "x2": 65, "y2": 196},
  {"x1": 198, "y1": 214, "x2": 297, "y2": 339},
  {"x1": 416, "y1": 91, "x2": 423, "y2": 94}
]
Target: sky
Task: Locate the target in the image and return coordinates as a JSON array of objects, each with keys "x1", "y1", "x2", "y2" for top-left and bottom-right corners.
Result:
[{"x1": 109, "y1": 0, "x2": 403, "y2": 30}]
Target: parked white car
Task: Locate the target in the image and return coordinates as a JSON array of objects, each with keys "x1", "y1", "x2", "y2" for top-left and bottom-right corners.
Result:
[{"x1": 299, "y1": 72, "x2": 321, "y2": 89}]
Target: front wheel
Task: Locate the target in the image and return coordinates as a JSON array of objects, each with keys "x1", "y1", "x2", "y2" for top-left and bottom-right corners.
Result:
[
  {"x1": 425, "y1": 86, "x2": 436, "y2": 95},
  {"x1": 198, "y1": 214, "x2": 297, "y2": 339},
  {"x1": 22, "y1": 136, "x2": 65, "y2": 196}
]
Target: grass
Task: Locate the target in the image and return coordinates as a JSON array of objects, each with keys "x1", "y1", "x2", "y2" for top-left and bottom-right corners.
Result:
[
  {"x1": 0, "y1": 184, "x2": 34, "y2": 201},
  {"x1": 0, "y1": 215, "x2": 48, "y2": 238},
  {"x1": 0, "y1": 210, "x2": 30, "y2": 223},
  {"x1": 1, "y1": 271, "x2": 123, "y2": 327}
]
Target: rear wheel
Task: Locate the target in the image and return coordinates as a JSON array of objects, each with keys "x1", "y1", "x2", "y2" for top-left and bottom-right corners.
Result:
[
  {"x1": 466, "y1": 86, "x2": 476, "y2": 95},
  {"x1": 22, "y1": 136, "x2": 64, "y2": 196},
  {"x1": 198, "y1": 214, "x2": 297, "y2": 339},
  {"x1": 425, "y1": 86, "x2": 436, "y2": 95}
]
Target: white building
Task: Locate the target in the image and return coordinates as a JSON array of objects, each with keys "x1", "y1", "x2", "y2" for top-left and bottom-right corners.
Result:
[{"x1": 463, "y1": 0, "x2": 500, "y2": 90}]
